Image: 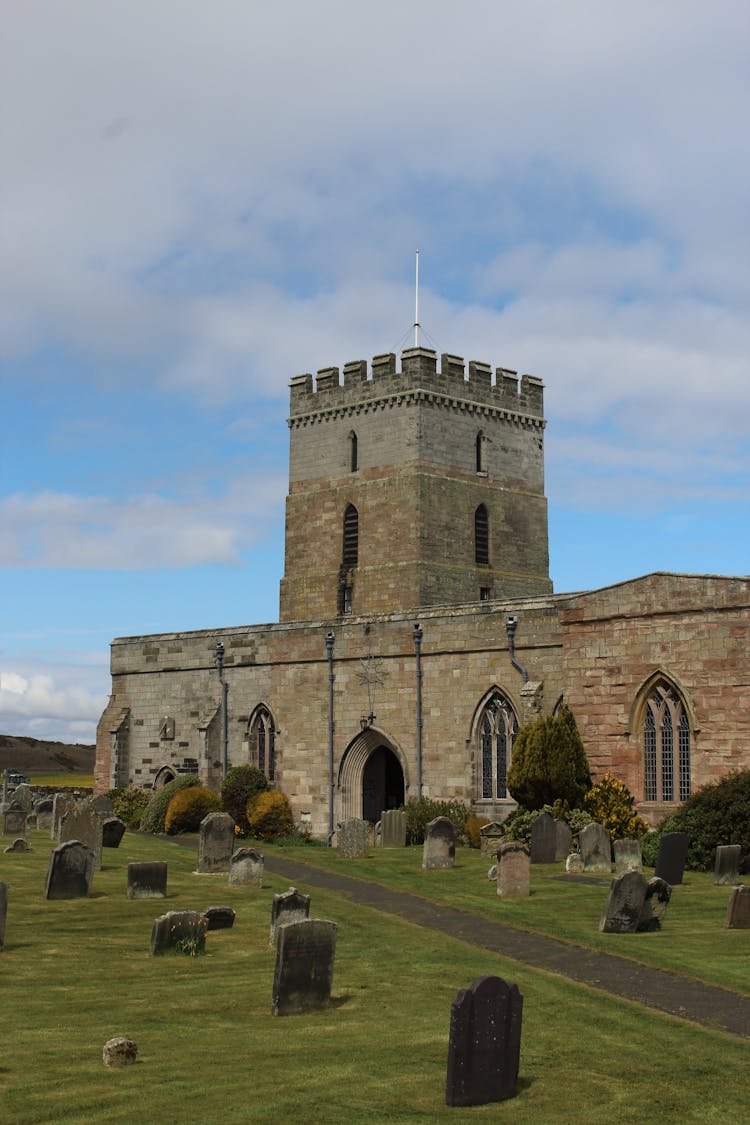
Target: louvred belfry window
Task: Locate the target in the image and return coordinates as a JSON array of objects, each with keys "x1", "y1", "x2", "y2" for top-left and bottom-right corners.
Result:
[
  {"x1": 343, "y1": 504, "x2": 359, "y2": 566},
  {"x1": 475, "y1": 504, "x2": 489, "y2": 565}
]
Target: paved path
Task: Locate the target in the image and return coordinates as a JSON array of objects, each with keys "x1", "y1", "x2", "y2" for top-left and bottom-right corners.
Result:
[{"x1": 263, "y1": 853, "x2": 750, "y2": 1039}]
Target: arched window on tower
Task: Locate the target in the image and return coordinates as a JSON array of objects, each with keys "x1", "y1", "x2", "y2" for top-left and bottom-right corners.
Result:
[
  {"x1": 349, "y1": 430, "x2": 358, "y2": 473},
  {"x1": 475, "y1": 504, "x2": 489, "y2": 565},
  {"x1": 476, "y1": 690, "x2": 518, "y2": 799},
  {"x1": 249, "y1": 705, "x2": 276, "y2": 783},
  {"x1": 642, "y1": 680, "x2": 691, "y2": 802},
  {"x1": 343, "y1": 504, "x2": 359, "y2": 567},
  {"x1": 475, "y1": 430, "x2": 486, "y2": 473}
]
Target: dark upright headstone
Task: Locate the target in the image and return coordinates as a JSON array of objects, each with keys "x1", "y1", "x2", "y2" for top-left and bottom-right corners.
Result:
[
  {"x1": 714, "y1": 845, "x2": 741, "y2": 886},
  {"x1": 599, "y1": 871, "x2": 648, "y2": 933},
  {"x1": 44, "y1": 841, "x2": 95, "y2": 900},
  {"x1": 127, "y1": 861, "x2": 167, "y2": 899},
  {"x1": 655, "y1": 832, "x2": 689, "y2": 885},
  {"x1": 102, "y1": 817, "x2": 127, "y2": 848},
  {"x1": 201, "y1": 906, "x2": 236, "y2": 931},
  {"x1": 446, "y1": 975, "x2": 523, "y2": 1106},
  {"x1": 530, "y1": 812, "x2": 556, "y2": 863},
  {"x1": 270, "y1": 886, "x2": 311, "y2": 945},
  {"x1": 272, "y1": 918, "x2": 338, "y2": 1015}
]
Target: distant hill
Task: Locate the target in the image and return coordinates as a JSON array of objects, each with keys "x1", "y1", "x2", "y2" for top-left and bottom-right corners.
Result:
[{"x1": 0, "y1": 734, "x2": 95, "y2": 774}]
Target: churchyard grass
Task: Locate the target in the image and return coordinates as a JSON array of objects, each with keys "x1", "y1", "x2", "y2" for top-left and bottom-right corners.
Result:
[
  {"x1": 262, "y1": 842, "x2": 750, "y2": 994},
  {"x1": 1, "y1": 830, "x2": 748, "y2": 1124},
  {"x1": 23, "y1": 772, "x2": 94, "y2": 788}
]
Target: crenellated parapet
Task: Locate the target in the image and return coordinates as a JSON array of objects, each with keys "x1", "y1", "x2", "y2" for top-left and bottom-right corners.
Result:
[{"x1": 289, "y1": 347, "x2": 544, "y2": 422}]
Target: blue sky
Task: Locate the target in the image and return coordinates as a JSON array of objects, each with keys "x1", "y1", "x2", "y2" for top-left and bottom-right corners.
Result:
[{"x1": 1, "y1": 1, "x2": 749, "y2": 743}]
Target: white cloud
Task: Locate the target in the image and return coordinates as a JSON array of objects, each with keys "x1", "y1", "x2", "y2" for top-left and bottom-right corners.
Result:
[{"x1": 0, "y1": 661, "x2": 108, "y2": 744}]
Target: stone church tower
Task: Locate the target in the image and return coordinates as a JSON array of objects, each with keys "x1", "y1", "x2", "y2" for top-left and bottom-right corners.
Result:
[{"x1": 280, "y1": 346, "x2": 552, "y2": 621}]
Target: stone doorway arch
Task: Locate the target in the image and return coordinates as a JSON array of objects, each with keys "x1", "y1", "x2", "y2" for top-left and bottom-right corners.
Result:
[
  {"x1": 152, "y1": 765, "x2": 177, "y2": 790},
  {"x1": 338, "y1": 729, "x2": 407, "y2": 824}
]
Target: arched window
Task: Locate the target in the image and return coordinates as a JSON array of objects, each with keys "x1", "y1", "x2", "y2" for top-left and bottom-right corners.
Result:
[
  {"x1": 474, "y1": 504, "x2": 489, "y2": 565},
  {"x1": 475, "y1": 430, "x2": 486, "y2": 473},
  {"x1": 343, "y1": 504, "x2": 359, "y2": 567},
  {"x1": 477, "y1": 691, "x2": 518, "y2": 799},
  {"x1": 643, "y1": 681, "x2": 691, "y2": 802},
  {"x1": 349, "y1": 431, "x2": 358, "y2": 473},
  {"x1": 249, "y1": 706, "x2": 276, "y2": 782}
]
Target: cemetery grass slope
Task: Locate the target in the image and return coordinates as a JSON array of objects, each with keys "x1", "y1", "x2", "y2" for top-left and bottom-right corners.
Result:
[
  {"x1": 260, "y1": 843, "x2": 750, "y2": 996},
  {"x1": 0, "y1": 830, "x2": 747, "y2": 1124}
]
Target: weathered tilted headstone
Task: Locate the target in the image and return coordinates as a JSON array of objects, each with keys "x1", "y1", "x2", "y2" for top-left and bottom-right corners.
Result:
[
  {"x1": 600, "y1": 871, "x2": 648, "y2": 933},
  {"x1": 614, "y1": 838, "x2": 642, "y2": 874},
  {"x1": 565, "y1": 853, "x2": 584, "y2": 874},
  {"x1": 0, "y1": 881, "x2": 7, "y2": 952},
  {"x1": 337, "y1": 818, "x2": 370, "y2": 858},
  {"x1": 150, "y1": 910, "x2": 207, "y2": 955},
  {"x1": 45, "y1": 841, "x2": 95, "y2": 900},
  {"x1": 197, "y1": 812, "x2": 235, "y2": 873},
  {"x1": 201, "y1": 906, "x2": 236, "y2": 931},
  {"x1": 579, "y1": 822, "x2": 612, "y2": 872},
  {"x1": 654, "y1": 832, "x2": 689, "y2": 886},
  {"x1": 554, "y1": 820, "x2": 573, "y2": 861},
  {"x1": 496, "y1": 842, "x2": 530, "y2": 899},
  {"x1": 11, "y1": 784, "x2": 34, "y2": 813},
  {"x1": 379, "y1": 808, "x2": 407, "y2": 848},
  {"x1": 529, "y1": 812, "x2": 556, "y2": 864},
  {"x1": 51, "y1": 792, "x2": 76, "y2": 840},
  {"x1": 270, "y1": 886, "x2": 311, "y2": 945},
  {"x1": 422, "y1": 816, "x2": 456, "y2": 870},
  {"x1": 228, "y1": 846, "x2": 264, "y2": 887},
  {"x1": 127, "y1": 861, "x2": 167, "y2": 899},
  {"x1": 102, "y1": 817, "x2": 127, "y2": 848},
  {"x1": 60, "y1": 803, "x2": 104, "y2": 870},
  {"x1": 446, "y1": 976, "x2": 523, "y2": 1106},
  {"x1": 4, "y1": 837, "x2": 31, "y2": 854},
  {"x1": 714, "y1": 845, "x2": 741, "y2": 886},
  {"x1": 2, "y1": 807, "x2": 27, "y2": 837},
  {"x1": 637, "y1": 876, "x2": 672, "y2": 931},
  {"x1": 272, "y1": 918, "x2": 338, "y2": 1016},
  {"x1": 725, "y1": 885, "x2": 750, "y2": 929},
  {"x1": 479, "y1": 822, "x2": 505, "y2": 860},
  {"x1": 35, "y1": 799, "x2": 54, "y2": 832}
]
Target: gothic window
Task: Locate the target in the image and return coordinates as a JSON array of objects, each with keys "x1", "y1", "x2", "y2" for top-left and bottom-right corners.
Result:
[
  {"x1": 642, "y1": 681, "x2": 691, "y2": 802},
  {"x1": 343, "y1": 504, "x2": 359, "y2": 566},
  {"x1": 477, "y1": 691, "x2": 518, "y2": 799},
  {"x1": 475, "y1": 504, "x2": 489, "y2": 566},
  {"x1": 475, "y1": 430, "x2": 487, "y2": 473},
  {"x1": 349, "y1": 431, "x2": 358, "y2": 473},
  {"x1": 250, "y1": 706, "x2": 276, "y2": 782}
]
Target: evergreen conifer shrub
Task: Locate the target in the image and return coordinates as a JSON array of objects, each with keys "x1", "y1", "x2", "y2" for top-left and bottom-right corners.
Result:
[{"x1": 507, "y1": 705, "x2": 591, "y2": 810}]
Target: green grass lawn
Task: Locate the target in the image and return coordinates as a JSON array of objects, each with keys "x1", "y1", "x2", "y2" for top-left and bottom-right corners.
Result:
[
  {"x1": 262, "y1": 841, "x2": 750, "y2": 995},
  {"x1": 24, "y1": 772, "x2": 93, "y2": 788},
  {"x1": 0, "y1": 830, "x2": 748, "y2": 1124}
]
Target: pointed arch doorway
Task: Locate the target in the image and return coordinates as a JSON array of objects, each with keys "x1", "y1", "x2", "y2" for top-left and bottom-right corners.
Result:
[{"x1": 338, "y1": 729, "x2": 406, "y2": 824}]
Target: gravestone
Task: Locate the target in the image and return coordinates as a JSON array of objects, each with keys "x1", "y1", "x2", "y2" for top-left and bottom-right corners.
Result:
[
  {"x1": 614, "y1": 838, "x2": 642, "y2": 874},
  {"x1": 565, "y1": 853, "x2": 584, "y2": 874},
  {"x1": 26, "y1": 814, "x2": 38, "y2": 830},
  {"x1": 127, "y1": 861, "x2": 167, "y2": 899},
  {"x1": 725, "y1": 885, "x2": 750, "y2": 929},
  {"x1": 102, "y1": 817, "x2": 127, "y2": 848},
  {"x1": 637, "y1": 876, "x2": 672, "y2": 931},
  {"x1": 714, "y1": 845, "x2": 741, "y2": 886},
  {"x1": 445, "y1": 976, "x2": 523, "y2": 1106},
  {"x1": 338, "y1": 818, "x2": 370, "y2": 858},
  {"x1": 102, "y1": 1037, "x2": 138, "y2": 1067},
  {"x1": 228, "y1": 846, "x2": 264, "y2": 887},
  {"x1": 51, "y1": 793, "x2": 76, "y2": 839},
  {"x1": 599, "y1": 871, "x2": 648, "y2": 933},
  {"x1": 45, "y1": 841, "x2": 95, "y2": 900},
  {"x1": 150, "y1": 910, "x2": 207, "y2": 955},
  {"x1": 496, "y1": 842, "x2": 530, "y2": 899},
  {"x1": 579, "y1": 823, "x2": 611, "y2": 872},
  {"x1": 0, "y1": 881, "x2": 7, "y2": 952},
  {"x1": 530, "y1": 812, "x2": 556, "y2": 863},
  {"x1": 202, "y1": 906, "x2": 236, "y2": 931},
  {"x1": 422, "y1": 817, "x2": 456, "y2": 870},
  {"x1": 654, "y1": 831, "x2": 689, "y2": 885},
  {"x1": 272, "y1": 918, "x2": 338, "y2": 1016},
  {"x1": 197, "y1": 812, "x2": 235, "y2": 873},
  {"x1": 60, "y1": 803, "x2": 103, "y2": 870},
  {"x1": 11, "y1": 784, "x2": 34, "y2": 813},
  {"x1": 270, "y1": 886, "x2": 312, "y2": 945},
  {"x1": 91, "y1": 794, "x2": 114, "y2": 817},
  {"x1": 479, "y1": 822, "x2": 505, "y2": 860},
  {"x1": 35, "y1": 799, "x2": 54, "y2": 831},
  {"x1": 4, "y1": 838, "x2": 31, "y2": 854},
  {"x1": 487, "y1": 864, "x2": 498, "y2": 881},
  {"x1": 380, "y1": 808, "x2": 407, "y2": 848},
  {"x1": 2, "y1": 808, "x2": 27, "y2": 836},
  {"x1": 554, "y1": 820, "x2": 573, "y2": 861}
]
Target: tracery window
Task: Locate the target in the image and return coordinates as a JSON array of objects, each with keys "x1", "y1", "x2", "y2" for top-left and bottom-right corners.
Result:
[
  {"x1": 343, "y1": 504, "x2": 359, "y2": 567},
  {"x1": 643, "y1": 681, "x2": 690, "y2": 802},
  {"x1": 475, "y1": 504, "x2": 489, "y2": 566},
  {"x1": 477, "y1": 691, "x2": 518, "y2": 799},
  {"x1": 250, "y1": 706, "x2": 276, "y2": 782}
]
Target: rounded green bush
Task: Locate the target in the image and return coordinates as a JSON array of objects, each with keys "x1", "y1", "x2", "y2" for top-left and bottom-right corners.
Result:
[
  {"x1": 220, "y1": 765, "x2": 270, "y2": 835},
  {"x1": 107, "y1": 787, "x2": 151, "y2": 829},
  {"x1": 583, "y1": 773, "x2": 649, "y2": 841},
  {"x1": 165, "y1": 785, "x2": 221, "y2": 834},
  {"x1": 396, "y1": 797, "x2": 471, "y2": 845},
  {"x1": 507, "y1": 705, "x2": 591, "y2": 810},
  {"x1": 247, "y1": 789, "x2": 294, "y2": 840},
  {"x1": 657, "y1": 770, "x2": 750, "y2": 871},
  {"x1": 140, "y1": 775, "x2": 200, "y2": 833}
]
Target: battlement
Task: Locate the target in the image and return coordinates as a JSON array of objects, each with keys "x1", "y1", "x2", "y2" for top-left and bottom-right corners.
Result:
[{"x1": 289, "y1": 347, "x2": 544, "y2": 420}]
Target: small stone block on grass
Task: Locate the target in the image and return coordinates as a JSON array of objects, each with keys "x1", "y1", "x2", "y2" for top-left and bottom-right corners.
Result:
[
  {"x1": 4, "y1": 838, "x2": 31, "y2": 854},
  {"x1": 202, "y1": 906, "x2": 236, "y2": 931},
  {"x1": 102, "y1": 1037, "x2": 138, "y2": 1067},
  {"x1": 127, "y1": 861, "x2": 167, "y2": 899}
]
